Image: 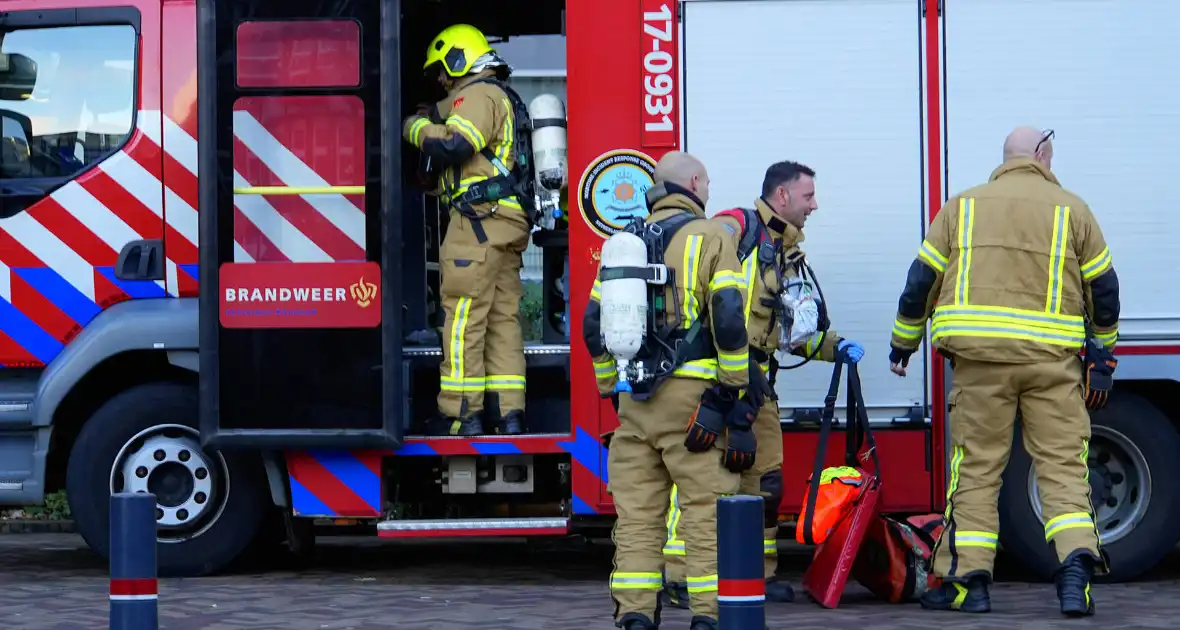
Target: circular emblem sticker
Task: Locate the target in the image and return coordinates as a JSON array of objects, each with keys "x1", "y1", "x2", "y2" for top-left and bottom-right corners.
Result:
[{"x1": 578, "y1": 149, "x2": 657, "y2": 238}]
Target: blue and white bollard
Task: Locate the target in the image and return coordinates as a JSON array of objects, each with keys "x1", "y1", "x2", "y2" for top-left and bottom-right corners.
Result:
[
  {"x1": 717, "y1": 495, "x2": 765, "y2": 630},
  {"x1": 109, "y1": 492, "x2": 159, "y2": 630}
]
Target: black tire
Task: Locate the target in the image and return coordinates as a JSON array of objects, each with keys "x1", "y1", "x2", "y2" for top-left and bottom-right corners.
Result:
[
  {"x1": 999, "y1": 392, "x2": 1180, "y2": 582},
  {"x1": 65, "y1": 382, "x2": 269, "y2": 577}
]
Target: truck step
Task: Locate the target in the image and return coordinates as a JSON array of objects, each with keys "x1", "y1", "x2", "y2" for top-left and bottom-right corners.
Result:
[
  {"x1": 376, "y1": 517, "x2": 570, "y2": 539},
  {"x1": 403, "y1": 344, "x2": 570, "y2": 358}
]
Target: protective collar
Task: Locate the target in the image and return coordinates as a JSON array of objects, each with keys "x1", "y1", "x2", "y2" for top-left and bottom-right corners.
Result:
[
  {"x1": 989, "y1": 157, "x2": 1061, "y2": 186},
  {"x1": 755, "y1": 197, "x2": 804, "y2": 248},
  {"x1": 646, "y1": 181, "x2": 707, "y2": 217}
]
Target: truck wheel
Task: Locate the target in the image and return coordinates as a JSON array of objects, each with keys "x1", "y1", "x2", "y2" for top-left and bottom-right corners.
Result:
[
  {"x1": 65, "y1": 382, "x2": 269, "y2": 577},
  {"x1": 999, "y1": 392, "x2": 1180, "y2": 582}
]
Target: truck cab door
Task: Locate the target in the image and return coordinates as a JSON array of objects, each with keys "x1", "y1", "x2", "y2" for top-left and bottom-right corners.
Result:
[{"x1": 196, "y1": 0, "x2": 404, "y2": 450}]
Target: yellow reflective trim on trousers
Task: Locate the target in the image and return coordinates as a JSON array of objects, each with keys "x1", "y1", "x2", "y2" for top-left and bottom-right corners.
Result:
[
  {"x1": 686, "y1": 574, "x2": 718, "y2": 593},
  {"x1": 932, "y1": 305, "x2": 1085, "y2": 348},
  {"x1": 448, "y1": 297, "x2": 472, "y2": 388},
  {"x1": 591, "y1": 279, "x2": 602, "y2": 301},
  {"x1": 717, "y1": 349, "x2": 749, "y2": 372},
  {"x1": 1044, "y1": 512, "x2": 1095, "y2": 541},
  {"x1": 682, "y1": 235, "x2": 704, "y2": 329},
  {"x1": 741, "y1": 255, "x2": 757, "y2": 324},
  {"x1": 496, "y1": 98, "x2": 514, "y2": 164},
  {"x1": 943, "y1": 444, "x2": 964, "y2": 520},
  {"x1": 764, "y1": 539, "x2": 778, "y2": 556},
  {"x1": 485, "y1": 374, "x2": 526, "y2": 391},
  {"x1": 672, "y1": 359, "x2": 717, "y2": 379},
  {"x1": 594, "y1": 358, "x2": 616, "y2": 379},
  {"x1": 440, "y1": 376, "x2": 485, "y2": 392},
  {"x1": 1082, "y1": 246, "x2": 1113, "y2": 281},
  {"x1": 409, "y1": 118, "x2": 430, "y2": 146},
  {"x1": 918, "y1": 239, "x2": 949, "y2": 273},
  {"x1": 1045, "y1": 205, "x2": 1071, "y2": 314},
  {"x1": 663, "y1": 485, "x2": 684, "y2": 556},
  {"x1": 445, "y1": 114, "x2": 487, "y2": 151},
  {"x1": 954, "y1": 197, "x2": 975, "y2": 305},
  {"x1": 893, "y1": 318, "x2": 923, "y2": 340},
  {"x1": 1081, "y1": 438, "x2": 1104, "y2": 543},
  {"x1": 610, "y1": 572, "x2": 663, "y2": 589},
  {"x1": 953, "y1": 530, "x2": 998, "y2": 548}
]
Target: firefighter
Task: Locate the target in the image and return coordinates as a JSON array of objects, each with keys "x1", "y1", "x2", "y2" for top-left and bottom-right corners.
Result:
[
  {"x1": 888, "y1": 127, "x2": 1119, "y2": 616},
  {"x1": 402, "y1": 24, "x2": 530, "y2": 436},
  {"x1": 583, "y1": 151, "x2": 750, "y2": 630},
  {"x1": 662, "y1": 161, "x2": 864, "y2": 607}
]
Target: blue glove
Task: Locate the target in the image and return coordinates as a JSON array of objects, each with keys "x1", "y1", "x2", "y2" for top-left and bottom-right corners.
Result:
[
  {"x1": 614, "y1": 381, "x2": 632, "y2": 393},
  {"x1": 837, "y1": 339, "x2": 864, "y2": 364}
]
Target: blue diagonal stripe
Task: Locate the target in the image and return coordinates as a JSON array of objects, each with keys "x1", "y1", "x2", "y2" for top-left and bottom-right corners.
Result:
[
  {"x1": 179, "y1": 264, "x2": 199, "y2": 282},
  {"x1": 394, "y1": 442, "x2": 438, "y2": 456},
  {"x1": 472, "y1": 442, "x2": 522, "y2": 455},
  {"x1": 306, "y1": 450, "x2": 381, "y2": 513},
  {"x1": 560, "y1": 428, "x2": 604, "y2": 483},
  {"x1": 289, "y1": 476, "x2": 336, "y2": 517},
  {"x1": 96, "y1": 267, "x2": 168, "y2": 299},
  {"x1": 571, "y1": 494, "x2": 598, "y2": 515},
  {"x1": 14, "y1": 268, "x2": 100, "y2": 326},
  {"x1": 0, "y1": 297, "x2": 64, "y2": 364}
]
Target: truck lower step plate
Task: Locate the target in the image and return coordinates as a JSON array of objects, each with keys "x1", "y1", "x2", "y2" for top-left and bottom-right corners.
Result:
[{"x1": 376, "y1": 517, "x2": 570, "y2": 538}]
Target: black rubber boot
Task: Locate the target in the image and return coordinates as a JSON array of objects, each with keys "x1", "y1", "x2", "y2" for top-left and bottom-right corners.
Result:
[
  {"x1": 661, "y1": 582, "x2": 689, "y2": 609},
  {"x1": 919, "y1": 575, "x2": 991, "y2": 613},
  {"x1": 616, "y1": 612, "x2": 658, "y2": 630},
  {"x1": 765, "y1": 576, "x2": 795, "y2": 602},
  {"x1": 428, "y1": 414, "x2": 482, "y2": 436},
  {"x1": 1056, "y1": 552, "x2": 1096, "y2": 617},
  {"x1": 688, "y1": 616, "x2": 717, "y2": 630},
  {"x1": 499, "y1": 410, "x2": 524, "y2": 435}
]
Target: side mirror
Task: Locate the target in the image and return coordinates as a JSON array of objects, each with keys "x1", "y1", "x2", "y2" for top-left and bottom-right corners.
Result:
[{"x1": 0, "y1": 53, "x2": 37, "y2": 102}]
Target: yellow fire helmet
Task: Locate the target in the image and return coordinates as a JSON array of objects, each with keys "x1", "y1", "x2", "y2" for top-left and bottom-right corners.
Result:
[{"x1": 424, "y1": 24, "x2": 494, "y2": 78}]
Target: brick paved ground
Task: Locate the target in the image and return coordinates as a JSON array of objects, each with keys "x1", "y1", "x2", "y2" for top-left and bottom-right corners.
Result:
[{"x1": 1, "y1": 533, "x2": 1177, "y2": 629}]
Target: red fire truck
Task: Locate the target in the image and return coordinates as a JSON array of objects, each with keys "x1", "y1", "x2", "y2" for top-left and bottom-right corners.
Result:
[{"x1": 1, "y1": 0, "x2": 1178, "y2": 582}]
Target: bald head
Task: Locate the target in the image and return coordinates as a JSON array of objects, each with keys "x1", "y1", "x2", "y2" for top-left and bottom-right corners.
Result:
[
  {"x1": 1003, "y1": 126, "x2": 1053, "y2": 169},
  {"x1": 653, "y1": 151, "x2": 711, "y2": 205}
]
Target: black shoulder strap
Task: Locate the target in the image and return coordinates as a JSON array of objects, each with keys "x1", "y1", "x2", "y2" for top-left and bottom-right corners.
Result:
[
  {"x1": 646, "y1": 212, "x2": 697, "y2": 266},
  {"x1": 736, "y1": 207, "x2": 763, "y2": 262},
  {"x1": 800, "y1": 362, "x2": 880, "y2": 546}
]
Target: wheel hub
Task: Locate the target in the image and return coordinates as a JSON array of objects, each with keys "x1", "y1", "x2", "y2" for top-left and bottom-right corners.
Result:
[
  {"x1": 111, "y1": 424, "x2": 230, "y2": 541},
  {"x1": 1027, "y1": 425, "x2": 1151, "y2": 545}
]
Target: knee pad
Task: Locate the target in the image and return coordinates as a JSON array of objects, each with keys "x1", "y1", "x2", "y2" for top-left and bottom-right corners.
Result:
[{"x1": 760, "y1": 469, "x2": 783, "y2": 528}]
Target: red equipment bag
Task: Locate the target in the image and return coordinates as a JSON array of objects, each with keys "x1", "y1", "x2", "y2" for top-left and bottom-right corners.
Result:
[
  {"x1": 799, "y1": 360, "x2": 883, "y2": 609},
  {"x1": 852, "y1": 514, "x2": 946, "y2": 603}
]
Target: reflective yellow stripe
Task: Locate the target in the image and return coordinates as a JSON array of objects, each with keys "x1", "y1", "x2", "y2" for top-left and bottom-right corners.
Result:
[
  {"x1": 442, "y1": 297, "x2": 474, "y2": 393},
  {"x1": 918, "y1": 239, "x2": 948, "y2": 273},
  {"x1": 1082, "y1": 246, "x2": 1113, "y2": 281},
  {"x1": 591, "y1": 279, "x2": 602, "y2": 301},
  {"x1": 1095, "y1": 328, "x2": 1118, "y2": 348},
  {"x1": 686, "y1": 574, "x2": 718, "y2": 593},
  {"x1": 672, "y1": 358, "x2": 717, "y2": 380},
  {"x1": 593, "y1": 358, "x2": 616, "y2": 379},
  {"x1": 485, "y1": 374, "x2": 526, "y2": 391},
  {"x1": 663, "y1": 485, "x2": 684, "y2": 556},
  {"x1": 708, "y1": 269, "x2": 742, "y2": 292},
  {"x1": 610, "y1": 572, "x2": 663, "y2": 590},
  {"x1": 1045, "y1": 205, "x2": 1071, "y2": 314},
  {"x1": 764, "y1": 539, "x2": 777, "y2": 556},
  {"x1": 892, "y1": 318, "x2": 923, "y2": 340},
  {"x1": 1044, "y1": 512, "x2": 1095, "y2": 541},
  {"x1": 932, "y1": 305, "x2": 1085, "y2": 348},
  {"x1": 449, "y1": 175, "x2": 521, "y2": 210},
  {"x1": 741, "y1": 255, "x2": 757, "y2": 324},
  {"x1": 409, "y1": 117, "x2": 430, "y2": 146},
  {"x1": 953, "y1": 530, "x2": 998, "y2": 549},
  {"x1": 951, "y1": 582, "x2": 969, "y2": 609},
  {"x1": 932, "y1": 444, "x2": 964, "y2": 562},
  {"x1": 445, "y1": 114, "x2": 487, "y2": 150},
  {"x1": 1080, "y1": 438, "x2": 1104, "y2": 544},
  {"x1": 954, "y1": 197, "x2": 975, "y2": 305},
  {"x1": 682, "y1": 235, "x2": 704, "y2": 329},
  {"x1": 803, "y1": 333, "x2": 823, "y2": 356},
  {"x1": 717, "y1": 348, "x2": 749, "y2": 372},
  {"x1": 496, "y1": 98, "x2": 514, "y2": 164}
]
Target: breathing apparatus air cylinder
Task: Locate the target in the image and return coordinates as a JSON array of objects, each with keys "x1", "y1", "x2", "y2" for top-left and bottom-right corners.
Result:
[
  {"x1": 528, "y1": 93, "x2": 568, "y2": 229},
  {"x1": 599, "y1": 231, "x2": 651, "y2": 385}
]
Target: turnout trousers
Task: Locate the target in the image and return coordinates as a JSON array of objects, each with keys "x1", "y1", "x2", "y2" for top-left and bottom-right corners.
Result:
[
  {"x1": 437, "y1": 211, "x2": 531, "y2": 421},
  {"x1": 609, "y1": 377, "x2": 742, "y2": 622},
  {"x1": 932, "y1": 355, "x2": 1106, "y2": 581},
  {"x1": 664, "y1": 398, "x2": 783, "y2": 582}
]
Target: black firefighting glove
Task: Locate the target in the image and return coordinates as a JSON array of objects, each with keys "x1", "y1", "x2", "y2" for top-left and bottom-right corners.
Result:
[
  {"x1": 722, "y1": 397, "x2": 758, "y2": 473},
  {"x1": 685, "y1": 384, "x2": 738, "y2": 452},
  {"x1": 888, "y1": 345, "x2": 913, "y2": 368},
  {"x1": 1083, "y1": 338, "x2": 1117, "y2": 410}
]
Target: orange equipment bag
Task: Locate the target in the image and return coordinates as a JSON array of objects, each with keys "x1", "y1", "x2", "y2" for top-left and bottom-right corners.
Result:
[
  {"x1": 852, "y1": 514, "x2": 946, "y2": 603},
  {"x1": 795, "y1": 465, "x2": 865, "y2": 545}
]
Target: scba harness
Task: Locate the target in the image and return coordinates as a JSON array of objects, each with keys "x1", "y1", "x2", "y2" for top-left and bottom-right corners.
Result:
[
  {"x1": 442, "y1": 77, "x2": 549, "y2": 230},
  {"x1": 714, "y1": 207, "x2": 831, "y2": 374},
  {"x1": 597, "y1": 211, "x2": 719, "y2": 401}
]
